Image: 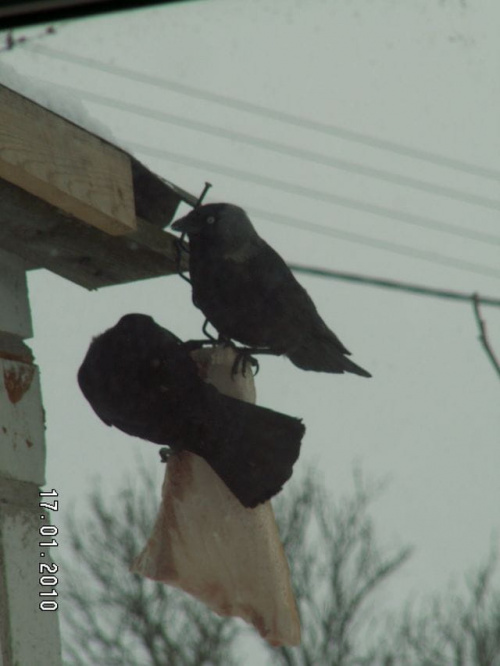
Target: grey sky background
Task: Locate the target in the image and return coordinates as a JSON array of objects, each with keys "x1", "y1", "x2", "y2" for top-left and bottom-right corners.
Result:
[{"x1": 2, "y1": 0, "x2": 500, "y2": 658}]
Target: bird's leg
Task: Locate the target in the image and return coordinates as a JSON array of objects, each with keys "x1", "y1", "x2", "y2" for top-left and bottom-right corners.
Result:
[
  {"x1": 231, "y1": 349, "x2": 260, "y2": 378},
  {"x1": 230, "y1": 347, "x2": 285, "y2": 377},
  {"x1": 202, "y1": 319, "x2": 218, "y2": 341},
  {"x1": 206, "y1": 334, "x2": 254, "y2": 375},
  {"x1": 194, "y1": 322, "x2": 259, "y2": 375},
  {"x1": 184, "y1": 320, "x2": 221, "y2": 352},
  {"x1": 194, "y1": 323, "x2": 264, "y2": 377}
]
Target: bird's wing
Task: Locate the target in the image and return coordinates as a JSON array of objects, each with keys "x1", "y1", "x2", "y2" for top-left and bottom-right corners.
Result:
[
  {"x1": 244, "y1": 241, "x2": 328, "y2": 326},
  {"x1": 206, "y1": 240, "x2": 312, "y2": 348},
  {"x1": 246, "y1": 241, "x2": 353, "y2": 355}
]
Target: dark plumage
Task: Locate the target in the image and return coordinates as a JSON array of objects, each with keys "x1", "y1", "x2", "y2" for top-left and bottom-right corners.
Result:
[
  {"x1": 77, "y1": 314, "x2": 304, "y2": 508},
  {"x1": 172, "y1": 203, "x2": 371, "y2": 377}
]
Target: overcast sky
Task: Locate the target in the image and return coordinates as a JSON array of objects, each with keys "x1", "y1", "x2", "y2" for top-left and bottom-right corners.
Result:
[{"x1": 2, "y1": 0, "x2": 500, "y2": 660}]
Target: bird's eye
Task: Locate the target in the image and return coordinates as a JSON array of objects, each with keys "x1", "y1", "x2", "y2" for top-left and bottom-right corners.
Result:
[{"x1": 206, "y1": 216, "x2": 216, "y2": 225}]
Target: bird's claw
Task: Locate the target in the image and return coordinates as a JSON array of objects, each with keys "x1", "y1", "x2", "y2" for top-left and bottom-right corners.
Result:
[
  {"x1": 231, "y1": 350, "x2": 259, "y2": 378},
  {"x1": 195, "y1": 325, "x2": 261, "y2": 377}
]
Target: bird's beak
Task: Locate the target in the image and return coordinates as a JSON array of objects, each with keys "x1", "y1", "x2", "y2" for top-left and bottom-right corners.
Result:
[{"x1": 171, "y1": 211, "x2": 202, "y2": 234}]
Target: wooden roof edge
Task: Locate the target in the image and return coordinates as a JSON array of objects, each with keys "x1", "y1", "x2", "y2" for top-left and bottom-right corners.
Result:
[
  {"x1": 0, "y1": 82, "x2": 198, "y2": 233},
  {"x1": 0, "y1": 164, "x2": 189, "y2": 290}
]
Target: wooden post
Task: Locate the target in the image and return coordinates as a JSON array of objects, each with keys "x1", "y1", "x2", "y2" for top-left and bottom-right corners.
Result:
[{"x1": 0, "y1": 248, "x2": 62, "y2": 665}]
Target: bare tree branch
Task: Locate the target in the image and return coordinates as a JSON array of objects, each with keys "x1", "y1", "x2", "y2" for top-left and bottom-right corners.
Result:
[
  {"x1": 61, "y1": 459, "x2": 500, "y2": 665},
  {"x1": 472, "y1": 293, "x2": 500, "y2": 379},
  {"x1": 269, "y1": 468, "x2": 412, "y2": 666},
  {"x1": 60, "y1": 461, "x2": 238, "y2": 666},
  {"x1": 380, "y1": 548, "x2": 500, "y2": 665}
]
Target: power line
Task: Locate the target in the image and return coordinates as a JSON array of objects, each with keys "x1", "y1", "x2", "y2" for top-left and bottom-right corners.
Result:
[
  {"x1": 38, "y1": 81, "x2": 500, "y2": 217},
  {"x1": 288, "y1": 264, "x2": 500, "y2": 308},
  {"x1": 125, "y1": 142, "x2": 500, "y2": 278},
  {"x1": 472, "y1": 294, "x2": 500, "y2": 377},
  {"x1": 28, "y1": 43, "x2": 500, "y2": 181},
  {"x1": 17, "y1": 46, "x2": 499, "y2": 280},
  {"x1": 246, "y1": 207, "x2": 500, "y2": 281}
]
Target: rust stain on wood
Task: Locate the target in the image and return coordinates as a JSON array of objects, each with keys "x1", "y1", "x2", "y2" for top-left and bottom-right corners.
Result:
[{"x1": 3, "y1": 362, "x2": 35, "y2": 404}]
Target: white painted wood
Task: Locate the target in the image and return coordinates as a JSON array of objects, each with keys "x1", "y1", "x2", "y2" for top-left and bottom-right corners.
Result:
[
  {"x1": 0, "y1": 358, "x2": 46, "y2": 485},
  {"x1": 0, "y1": 248, "x2": 32, "y2": 339},
  {"x1": 1, "y1": 508, "x2": 61, "y2": 665},
  {"x1": 0, "y1": 253, "x2": 61, "y2": 665}
]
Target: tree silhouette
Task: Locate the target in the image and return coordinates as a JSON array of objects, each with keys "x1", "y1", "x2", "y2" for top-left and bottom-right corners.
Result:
[
  {"x1": 61, "y1": 463, "x2": 238, "y2": 666},
  {"x1": 269, "y1": 469, "x2": 412, "y2": 666},
  {"x1": 378, "y1": 550, "x2": 500, "y2": 666},
  {"x1": 62, "y1": 462, "x2": 499, "y2": 666}
]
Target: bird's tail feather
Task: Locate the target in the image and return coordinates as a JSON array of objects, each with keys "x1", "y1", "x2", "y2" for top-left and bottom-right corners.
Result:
[
  {"x1": 289, "y1": 340, "x2": 371, "y2": 377},
  {"x1": 188, "y1": 390, "x2": 305, "y2": 508}
]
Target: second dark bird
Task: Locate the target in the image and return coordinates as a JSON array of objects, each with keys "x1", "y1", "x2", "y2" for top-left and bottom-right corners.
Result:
[
  {"x1": 77, "y1": 314, "x2": 304, "y2": 508},
  {"x1": 172, "y1": 203, "x2": 371, "y2": 377}
]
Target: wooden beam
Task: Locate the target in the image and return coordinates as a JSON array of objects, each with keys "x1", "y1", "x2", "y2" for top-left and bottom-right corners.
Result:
[
  {"x1": 0, "y1": 178, "x2": 187, "y2": 290},
  {"x1": 0, "y1": 84, "x2": 136, "y2": 236}
]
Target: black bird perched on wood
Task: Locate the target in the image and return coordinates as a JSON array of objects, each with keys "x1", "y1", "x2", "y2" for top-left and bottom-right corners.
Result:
[
  {"x1": 172, "y1": 203, "x2": 371, "y2": 377},
  {"x1": 77, "y1": 314, "x2": 304, "y2": 508}
]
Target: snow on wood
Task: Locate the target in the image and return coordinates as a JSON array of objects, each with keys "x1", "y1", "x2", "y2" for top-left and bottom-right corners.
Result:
[
  {"x1": 0, "y1": 84, "x2": 136, "y2": 236},
  {"x1": 0, "y1": 61, "x2": 117, "y2": 145}
]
